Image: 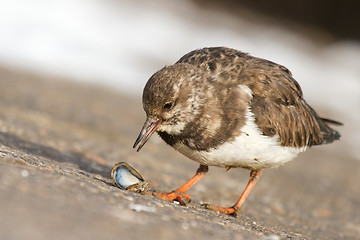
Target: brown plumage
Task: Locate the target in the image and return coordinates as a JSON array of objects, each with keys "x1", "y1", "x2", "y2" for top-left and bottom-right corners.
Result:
[
  {"x1": 175, "y1": 47, "x2": 341, "y2": 148},
  {"x1": 134, "y1": 47, "x2": 342, "y2": 216}
]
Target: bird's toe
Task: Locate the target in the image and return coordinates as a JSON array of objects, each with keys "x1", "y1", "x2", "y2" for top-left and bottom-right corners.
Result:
[
  {"x1": 201, "y1": 203, "x2": 239, "y2": 217},
  {"x1": 152, "y1": 190, "x2": 191, "y2": 205}
]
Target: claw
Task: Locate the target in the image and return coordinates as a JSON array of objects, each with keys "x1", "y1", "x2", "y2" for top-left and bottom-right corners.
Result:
[
  {"x1": 152, "y1": 191, "x2": 191, "y2": 205},
  {"x1": 201, "y1": 203, "x2": 239, "y2": 217}
]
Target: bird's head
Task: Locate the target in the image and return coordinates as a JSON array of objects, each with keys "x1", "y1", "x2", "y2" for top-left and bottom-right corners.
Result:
[{"x1": 133, "y1": 64, "x2": 204, "y2": 151}]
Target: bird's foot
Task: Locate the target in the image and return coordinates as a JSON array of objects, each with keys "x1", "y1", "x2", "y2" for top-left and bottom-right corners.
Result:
[
  {"x1": 152, "y1": 190, "x2": 191, "y2": 205},
  {"x1": 201, "y1": 203, "x2": 240, "y2": 217}
]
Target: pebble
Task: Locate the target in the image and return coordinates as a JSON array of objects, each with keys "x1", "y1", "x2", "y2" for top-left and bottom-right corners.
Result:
[
  {"x1": 181, "y1": 222, "x2": 189, "y2": 230},
  {"x1": 20, "y1": 169, "x2": 29, "y2": 177},
  {"x1": 261, "y1": 235, "x2": 280, "y2": 240},
  {"x1": 129, "y1": 204, "x2": 156, "y2": 213},
  {"x1": 126, "y1": 196, "x2": 134, "y2": 201}
]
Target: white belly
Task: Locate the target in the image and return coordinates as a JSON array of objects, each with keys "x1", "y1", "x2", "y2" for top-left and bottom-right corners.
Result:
[{"x1": 174, "y1": 109, "x2": 307, "y2": 169}]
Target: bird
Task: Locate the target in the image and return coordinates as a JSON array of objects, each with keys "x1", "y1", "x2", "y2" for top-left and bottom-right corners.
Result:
[{"x1": 133, "y1": 47, "x2": 342, "y2": 217}]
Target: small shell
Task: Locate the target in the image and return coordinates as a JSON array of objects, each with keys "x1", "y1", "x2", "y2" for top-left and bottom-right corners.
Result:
[{"x1": 111, "y1": 162, "x2": 150, "y2": 194}]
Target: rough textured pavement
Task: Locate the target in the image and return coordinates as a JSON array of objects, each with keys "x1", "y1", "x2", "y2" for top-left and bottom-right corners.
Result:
[{"x1": 1, "y1": 67, "x2": 359, "y2": 240}]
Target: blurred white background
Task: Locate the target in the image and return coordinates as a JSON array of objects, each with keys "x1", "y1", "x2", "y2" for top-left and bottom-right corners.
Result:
[{"x1": 0, "y1": 0, "x2": 359, "y2": 159}]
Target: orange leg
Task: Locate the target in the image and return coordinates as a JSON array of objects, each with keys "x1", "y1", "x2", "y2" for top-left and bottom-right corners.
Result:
[
  {"x1": 203, "y1": 169, "x2": 263, "y2": 216},
  {"x1": 150, "y1": 165, "x2": 208, "y2": 205}
]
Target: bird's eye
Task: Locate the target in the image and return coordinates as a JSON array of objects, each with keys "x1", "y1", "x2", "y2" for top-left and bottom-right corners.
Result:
[{"x1": 163, "y1": 102, "x2": 173, "y2": 110}]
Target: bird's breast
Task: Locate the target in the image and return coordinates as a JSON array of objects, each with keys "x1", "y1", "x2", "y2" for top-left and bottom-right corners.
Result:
[{"x1": 173, "y1": 108, "x2": 306, "y2": 169}]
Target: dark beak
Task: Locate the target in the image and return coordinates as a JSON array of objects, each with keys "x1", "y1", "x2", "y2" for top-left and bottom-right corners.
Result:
[{"x1": 133, "y1": 117, "x2": 162, "y2": 152}]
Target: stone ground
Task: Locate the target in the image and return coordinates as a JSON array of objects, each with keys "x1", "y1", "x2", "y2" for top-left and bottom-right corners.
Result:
[{"x1": 1, "y1": 67, "x2": 359, "y2": 240}]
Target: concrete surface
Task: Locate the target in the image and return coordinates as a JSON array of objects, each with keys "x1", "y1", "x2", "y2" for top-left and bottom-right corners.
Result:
[{"x1": 1, "y1": 67, "x2": 359, "y2": 240}]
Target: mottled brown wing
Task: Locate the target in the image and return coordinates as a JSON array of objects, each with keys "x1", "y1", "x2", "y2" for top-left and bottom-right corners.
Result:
[
  {"x1": 176, "y1": 47, "x2": 340, "y2": 147},
  {"x1": 242, "y1": 58, "x2": 340, "y2": 148},
  {"x1": 176, "y1": 47, "x2": 250, "y2": 69}
]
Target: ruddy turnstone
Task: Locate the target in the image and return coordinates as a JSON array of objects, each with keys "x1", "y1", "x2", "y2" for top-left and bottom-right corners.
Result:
[{"x1": 133, "y1": 47, "x2": 342, "y2": 216}]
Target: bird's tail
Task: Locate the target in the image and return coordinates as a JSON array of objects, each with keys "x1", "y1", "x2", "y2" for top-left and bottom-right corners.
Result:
[{"x1": 318, "y1": 117, "x2": 342, "y2": 144}]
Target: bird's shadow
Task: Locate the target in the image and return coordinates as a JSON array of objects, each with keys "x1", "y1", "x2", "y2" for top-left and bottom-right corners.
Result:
[{"x1": 0, "y1": 131, "x2": 112, "y2": 184}]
